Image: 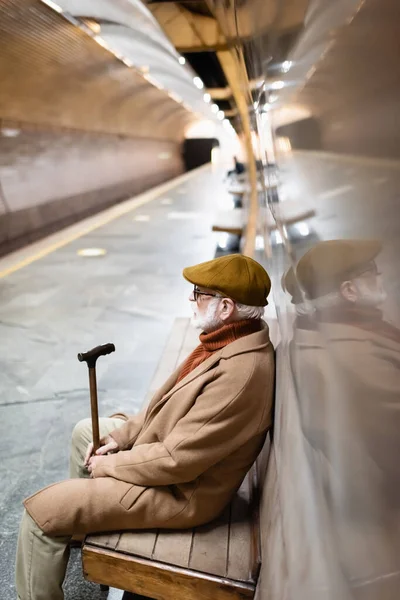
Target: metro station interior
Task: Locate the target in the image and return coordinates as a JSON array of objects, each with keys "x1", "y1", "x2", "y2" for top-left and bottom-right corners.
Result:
[{"x1": 1, "y1": 0, "x2": 400, "y2": 599}]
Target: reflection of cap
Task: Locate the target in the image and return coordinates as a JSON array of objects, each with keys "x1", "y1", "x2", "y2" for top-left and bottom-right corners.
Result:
[
  {"x1": 183, "y1": 254, "x2": 271, "y2": 306},
  {"x1": 297, "y1": 239, "x2": 382, "y2": 299},
  {"x1": 281, "y1": 266, "x2": 303, "y2": 305}
]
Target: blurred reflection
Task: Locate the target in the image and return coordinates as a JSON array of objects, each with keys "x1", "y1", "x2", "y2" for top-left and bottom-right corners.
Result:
[{"x1": 289, "y1": 239, "x2": 400, "y2": 599}]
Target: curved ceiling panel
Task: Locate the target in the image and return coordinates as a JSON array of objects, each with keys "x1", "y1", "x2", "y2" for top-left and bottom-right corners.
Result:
[
  {"x1": 52, "y1": 0, "x2": 223, "y2": 120},
  {"x1": 0, "y1": 0, "x2": 195, "y2": 140}
]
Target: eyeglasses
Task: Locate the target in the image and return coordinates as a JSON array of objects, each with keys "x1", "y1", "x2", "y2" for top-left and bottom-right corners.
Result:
[
  {"x1": 193, "y1": 286, "x2": 221, "y2": 302},
  {"x1": 356, "y1": 262, "x2": 381, "y2": 279}
]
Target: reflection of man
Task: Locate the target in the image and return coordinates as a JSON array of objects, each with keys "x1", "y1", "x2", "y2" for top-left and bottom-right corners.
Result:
[
  {"x1": 16, "y1": 254, "x2": 275, "y2": 600},
  {"x1": 294, "y1": 239, "x2": 400, "y2": 598},
  {"x1": 281, "y1": 265, "x2": 313, "y2": 330}
]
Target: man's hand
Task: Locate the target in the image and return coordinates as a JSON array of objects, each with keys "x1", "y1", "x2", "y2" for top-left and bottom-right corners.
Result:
[
  {"x1": 87, "y1": 455, "x2": 102, "y2": 476},
  {"x1": 84, "y1": 435, "x2": 120, "y2": 467}
]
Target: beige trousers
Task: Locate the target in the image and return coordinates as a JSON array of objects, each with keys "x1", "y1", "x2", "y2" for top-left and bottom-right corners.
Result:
[{"x1": 15, "y1": 417, "x2": 125, "y2": 600}]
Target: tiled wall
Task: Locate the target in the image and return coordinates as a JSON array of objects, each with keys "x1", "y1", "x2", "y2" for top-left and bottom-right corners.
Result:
[{"x1": 0, "y1": 127, "x2": 184, "y2": 254}]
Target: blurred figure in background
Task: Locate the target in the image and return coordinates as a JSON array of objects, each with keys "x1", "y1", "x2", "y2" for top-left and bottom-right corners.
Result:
[
  {"x1": 292, "y1": 239, "x2": 400, "y2": 599},
  {"x1": 226, "y1": 155, "x2": 245, "y2": 178}
]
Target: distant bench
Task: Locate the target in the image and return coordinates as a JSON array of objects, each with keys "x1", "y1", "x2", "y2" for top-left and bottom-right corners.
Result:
[
  {"x1": 82, "y1": 318, "x2": 273, "y2": 600},
  {"x1": 212, "y1": 203, "x2": 316, "y2": 237}
]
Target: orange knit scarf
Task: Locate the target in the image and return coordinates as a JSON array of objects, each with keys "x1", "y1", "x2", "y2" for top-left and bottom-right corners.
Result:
[{"x1": 176, "y1": 319, "x2": 262, "y2": 383}]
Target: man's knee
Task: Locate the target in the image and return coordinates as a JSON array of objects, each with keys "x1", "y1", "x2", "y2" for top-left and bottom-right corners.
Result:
[{"x1": 71, "y1": 418, "x2": 92, "y2": 452}]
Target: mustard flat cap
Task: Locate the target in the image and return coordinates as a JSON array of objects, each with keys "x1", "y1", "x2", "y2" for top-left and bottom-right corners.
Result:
[
  {"x1": 183, "y1": 254, "x2": 271, "y2": 306},
  {"x1": 297, "y1": 239, "x2": 382, "y2": 299}
]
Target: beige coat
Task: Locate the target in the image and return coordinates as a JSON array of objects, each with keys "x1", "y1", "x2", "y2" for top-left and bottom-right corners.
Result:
[{"x1": 25, "y1": 324, "x2": 274, "y2": 536}]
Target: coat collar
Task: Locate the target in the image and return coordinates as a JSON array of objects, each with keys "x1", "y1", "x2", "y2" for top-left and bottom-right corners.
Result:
[
  {"x1": 163, "y1": 322, "x2": 271, "y2": 399},
  {"x1": 145, "y1": 322, "x2": 272, "y2": 419}
]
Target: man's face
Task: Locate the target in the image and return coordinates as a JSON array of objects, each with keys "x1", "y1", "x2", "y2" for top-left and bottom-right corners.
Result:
[
  {"x1": 347, "y1": 261, "x2": 387, "y2": 307},
  {"x1": 189, "y1": 286, "x2": 223, "y2": 332}
]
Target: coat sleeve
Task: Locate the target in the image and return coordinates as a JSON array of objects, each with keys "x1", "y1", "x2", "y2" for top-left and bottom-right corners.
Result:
[
  {"x1": 108, "y1": 408, "x2": 147, "y2": 450},
  {"x1": 108, "y1": 363, "x2": 183, "y2": 450},
  {"x1": 93, "y1": 356, "x2": 271, "y2": 485}
]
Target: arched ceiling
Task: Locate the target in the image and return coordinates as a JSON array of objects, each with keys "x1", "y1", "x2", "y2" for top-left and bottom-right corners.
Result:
[
  {"x1": 0, "y1": 0, "x2": 214, "y2": 141},
  {"x1": 48, "y1": 0, "x2": 228, "y2": 122}
]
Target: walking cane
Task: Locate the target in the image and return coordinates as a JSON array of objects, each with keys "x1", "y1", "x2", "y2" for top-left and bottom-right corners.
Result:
[{"x1": 77, "y1": 343, "x2": 115, "y2": 453}]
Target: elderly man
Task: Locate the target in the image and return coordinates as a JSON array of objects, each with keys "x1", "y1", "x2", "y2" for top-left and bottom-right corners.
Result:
[
  {"x1": 16, "y1": 253, "x2": 275, "y2": 600},
  {"x1": 292, "y1": 239, "x2": 400, "y2": 599}
]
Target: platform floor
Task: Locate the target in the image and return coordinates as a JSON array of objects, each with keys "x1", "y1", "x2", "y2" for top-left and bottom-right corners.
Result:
[{"x1": 0, "y1": 164, "x2": 227, "y2": 599}]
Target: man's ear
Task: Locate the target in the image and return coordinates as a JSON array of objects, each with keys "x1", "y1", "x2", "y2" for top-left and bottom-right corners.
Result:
[
  {"x1": 340, "y1": 280, "x2": 358, "y2": 303},
  {"x1": 219, "y1": 298, "x2": 236, "y2": 321}
]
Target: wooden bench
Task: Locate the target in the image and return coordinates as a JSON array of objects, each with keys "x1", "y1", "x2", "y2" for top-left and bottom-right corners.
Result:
[
  {"x1": 82, "y1": 318, "x2": 272, "y2": 600},
  {"x1": 212, "y1": 202, "x2": 316, "y2": 237}
]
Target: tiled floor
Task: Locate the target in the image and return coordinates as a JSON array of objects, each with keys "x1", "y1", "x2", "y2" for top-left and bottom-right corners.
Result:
[{"x1": 0, "y1": 165, "x2": 226, "y2": 599}]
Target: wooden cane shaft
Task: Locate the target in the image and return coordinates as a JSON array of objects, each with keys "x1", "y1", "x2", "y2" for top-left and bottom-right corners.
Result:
[{"x1": 88, "y1": 367, "x2": 100, "y2": 452}]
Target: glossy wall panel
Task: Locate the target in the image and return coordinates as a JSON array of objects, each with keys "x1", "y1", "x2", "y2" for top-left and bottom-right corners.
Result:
[{"x1": 248, "y1": 0, "x2": 400, "y2": 598}]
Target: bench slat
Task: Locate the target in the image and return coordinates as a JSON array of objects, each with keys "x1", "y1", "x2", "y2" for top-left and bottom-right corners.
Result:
[
  {"x1": 85, "y1": 532, "x2": 120, "y2": 550},
  {"x1": 189, "y1": 504, "x2": 231, "y2": 577},
  {"x1": 153, "y1": 529, "x2": 194, "y2": 568},
  {"x1": 228, "y1": 471, "x2": 257, "y2": 583},
  {"x1": 116, "y1": 530, "x2": 158, "y2": 559}
]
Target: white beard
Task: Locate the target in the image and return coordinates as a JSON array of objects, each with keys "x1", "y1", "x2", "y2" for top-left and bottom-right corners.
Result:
[
  {"x1": 353, "y1": 277, "x2": 387, "y2": 307},
  {"x1": 191, "y1": 297, "x2": 223, "y2": 332}
]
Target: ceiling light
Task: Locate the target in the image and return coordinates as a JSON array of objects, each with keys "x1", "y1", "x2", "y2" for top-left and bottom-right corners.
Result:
[
  {"x1": 282, "y1": 60, "x2": 292, "y2": 73},
  {"x1": 211, "y1": 104, "x2": 219, "y2": 114},
  {"x1": 296, "y1": 222, "x2": 310, "y2": 237},
  {"x1": 84, "y1": 19, "x2": 101, "y2": 34},
  {"x1": 77, "y1": 248, "x2": 107, "y2": 257},
  {"x1": 203, "y1": 93, "x2": 211, "y2": 103},
  {"x1": 217, "y1": 110, "x2": 225, "y2": 120},
  {"x1": 179, "y1": 56, "x2": 186, "y2": 65},
  {"x1": 255, "y1": 235, "x2": 265, "y2": 250},
  {"x1": 94, "y1": 36, "x2": 109, "y2": 50},
  {"x1": 139, "y1": 65, "x2": 150, "y2": 74},
  {"x1": 218, "y1": 233, "x2": 230, "y2": 250},
  {"x1": 193, "y1": 77, "x2": 204, "y2": 89},
  {"x1": 270, "y1": 80, "x2": 285, "y2": 90},
  {"x1": 253, "y1": 102, "x2": 257, "y2": 109},
  {"x1": 1, "y1": 127, "x2": 20, "y2": 137},
  {"x1": 40, "y1": 0, "x2": 62, "y2": 13}
]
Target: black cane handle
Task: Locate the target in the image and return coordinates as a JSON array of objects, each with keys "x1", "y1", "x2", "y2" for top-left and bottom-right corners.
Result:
[{"x1": 78, "y1": 343, "x2": 115, "y2": 368}]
